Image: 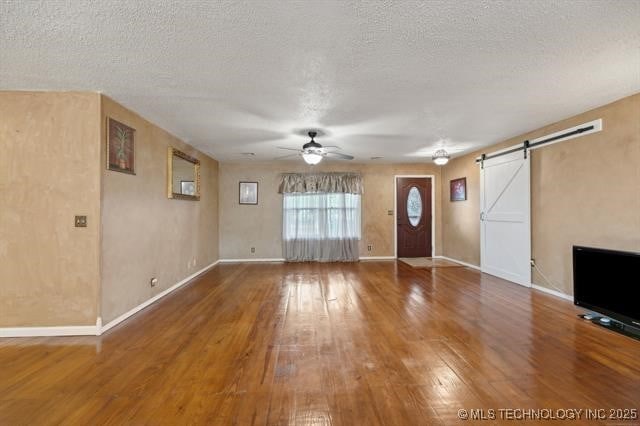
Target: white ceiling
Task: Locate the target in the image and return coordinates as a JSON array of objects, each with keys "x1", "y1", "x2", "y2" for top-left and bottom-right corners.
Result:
[{"x1": 1, "y1": 1, "x2": 639, "y2": 163}]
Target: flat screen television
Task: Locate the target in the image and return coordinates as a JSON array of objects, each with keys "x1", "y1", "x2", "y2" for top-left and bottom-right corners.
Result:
[{"x1": 573, "y1": 245, "x2": 640, "y2": 330}]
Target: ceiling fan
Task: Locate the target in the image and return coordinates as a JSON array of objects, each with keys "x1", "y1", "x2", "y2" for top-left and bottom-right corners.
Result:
[{"x1": 277, "y1": 131, "x2": 354, "y2": 164}]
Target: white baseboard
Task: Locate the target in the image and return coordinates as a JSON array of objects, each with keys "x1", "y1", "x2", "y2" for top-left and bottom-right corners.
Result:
[
  {"x1": 532, "y1": 284, "x2": 573, "y2": 302},
  {"x1": 0, "y1": 316, "x2": 102, "y2": 338},
  {"x1": 218, "y1": 258, "x2": 286, "y2": 263},
  {"x1": 435, "y1": 255, "x2": 481, "y2": 270},
  {"x1": 435, "y1": 256, "x2": 572, "y2": 301},
  {"x1": 100, "y1": 260, "x2": 220, "y2": 334},
  {"x1": 0, "y1": 324, "x2": 99, "y2": 338},
  {"x1": 0, "y1": 261, "x2": 221, "y2": 338},
  {"x1": 360, "y1": 256, "x2": 396, "y2": 261}
]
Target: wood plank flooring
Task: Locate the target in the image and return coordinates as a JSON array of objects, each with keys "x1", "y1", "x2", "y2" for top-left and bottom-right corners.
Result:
[{"x1": 1, "y1": 261, "x2": 639, "y2": 425}]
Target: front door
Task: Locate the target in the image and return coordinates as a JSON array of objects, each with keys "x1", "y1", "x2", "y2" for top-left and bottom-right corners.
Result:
[{"x1": 396, "y1": 177, "x2": 432, "y2": 258}]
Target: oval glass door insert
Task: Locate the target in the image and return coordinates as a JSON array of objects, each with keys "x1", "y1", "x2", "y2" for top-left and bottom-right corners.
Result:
[{"x1": 407, "y1": 186, "x2": 422, "y2": 227}]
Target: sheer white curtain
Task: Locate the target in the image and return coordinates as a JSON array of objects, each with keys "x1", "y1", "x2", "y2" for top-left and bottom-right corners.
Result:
[{"x1": 283, "y1": 192, "x2": 361, "y2": 262}]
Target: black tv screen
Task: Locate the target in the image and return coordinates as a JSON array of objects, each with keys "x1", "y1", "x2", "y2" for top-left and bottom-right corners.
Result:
[{"x1": 573, "y1": 246, "x2": 640, "y2": 329}]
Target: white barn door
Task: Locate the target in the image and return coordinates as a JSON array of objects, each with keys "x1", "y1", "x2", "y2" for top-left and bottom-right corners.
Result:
[{"x1": 480, "y1": 150, "x2": 531, "y2": 287}]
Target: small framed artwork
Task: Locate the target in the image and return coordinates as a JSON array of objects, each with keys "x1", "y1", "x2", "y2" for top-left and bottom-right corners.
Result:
[
  {"x1": 107, "y1": 117, "x2": 135, "y2": 174},
  {"x1": 239, "y1": 181, "x2": 258, "y2": 205},
  {"x1": 450, "y1": 177, "x2": 467, "y2": 201},
  {"x1": 181, "y1": 181, "x2": 196, "y2": 196}
]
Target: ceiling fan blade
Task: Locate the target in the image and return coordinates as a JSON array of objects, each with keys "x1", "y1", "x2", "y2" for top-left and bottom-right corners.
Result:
[
  {"x1": 320, "y1": 145, "x2": 341, "y2": 149},
  {"x1": 274, "y1": 153, "x2": 300, "y2": 160},
  {"x1": 277, "y1": 146, "x2": 303, "y2": 152},
  {"x1": 324, "y1": 151, "x2": 354, "y2": 160}
]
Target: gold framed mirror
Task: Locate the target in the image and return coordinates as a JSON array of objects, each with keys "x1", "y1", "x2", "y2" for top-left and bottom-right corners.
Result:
[{"x1": 167, "y1": 147, "x2": 200, "y2": 200}]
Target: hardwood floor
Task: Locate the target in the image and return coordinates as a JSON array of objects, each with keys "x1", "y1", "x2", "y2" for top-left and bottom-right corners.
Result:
[{"x1": 1, "y1": 261, "x2": 639, "y2": 425}]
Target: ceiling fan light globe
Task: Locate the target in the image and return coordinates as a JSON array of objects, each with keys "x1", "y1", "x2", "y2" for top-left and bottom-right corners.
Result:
[
  {"x1": 433, "y1": 157, "x2": 449, "y2": 165},
  {"x1": 302, "y1": 152, "x2": 323, "y2": 165},
  {"x1": 432, "y1": 149, "x2": 450, "y2": 166}
]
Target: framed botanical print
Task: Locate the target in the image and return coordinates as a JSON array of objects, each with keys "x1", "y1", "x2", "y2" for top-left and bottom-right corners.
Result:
[
  {"x1": 107, "y1": 117, "x2": 135, "y2": 174},
  {"x1": 239, "y1": 181, "x2": 258, "y2": 205},
  {"x1": 450, "y1": 177, "x2": 467, "y2": 201}
]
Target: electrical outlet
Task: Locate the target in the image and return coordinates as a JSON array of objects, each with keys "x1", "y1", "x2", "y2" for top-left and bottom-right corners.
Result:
[
  {"x1": 150, "y1": 277, "x2": 158, "y2": 287},
  {"x1": 387, "y1": 210, "x2": 393, "y2": 216},
  {"x1": 251, "y1": 247, "x2": 255, "y2": 254},
  {"x1": 367, "y1": 245, "x2": 372, "y2": 252},
  {"x1": 74, "y1": 215, "x2": 87, "y2": 227}
]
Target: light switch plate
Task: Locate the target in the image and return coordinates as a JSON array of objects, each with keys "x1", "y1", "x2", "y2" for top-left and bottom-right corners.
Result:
[{"x1": 75, "y1": 215, "x2": 87, "y2": 227}]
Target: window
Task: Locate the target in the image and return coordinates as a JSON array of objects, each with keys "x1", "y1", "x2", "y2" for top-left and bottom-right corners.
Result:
[
  {"x1": 407, "y1": 186, "x2": 422, "y2": 227},
  {"x1": 283, "y1": 193, "x2": 361, "y2": 241}
]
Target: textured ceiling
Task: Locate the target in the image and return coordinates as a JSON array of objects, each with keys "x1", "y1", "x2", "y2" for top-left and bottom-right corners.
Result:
[{"x1": 1, "y1": 1, "x2": 639, "y2": 163}]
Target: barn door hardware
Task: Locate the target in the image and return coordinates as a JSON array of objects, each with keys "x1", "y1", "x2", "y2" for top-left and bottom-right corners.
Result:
[{"x1": 475, "y1": 122, "x2": 598, "y2": 165}]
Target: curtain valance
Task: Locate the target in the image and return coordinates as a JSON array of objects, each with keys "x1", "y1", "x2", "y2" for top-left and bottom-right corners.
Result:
[{"x1": 278, "y1": 172, "x2": 363, "y2": 194}]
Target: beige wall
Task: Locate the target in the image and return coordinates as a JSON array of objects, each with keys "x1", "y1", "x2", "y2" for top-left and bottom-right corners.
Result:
[
  {"x1": 0, "y1": 92, "x2": 102, "y2": 326},
  {"x1": 3, "y1": 90, "x2": 635, "y2": 327},
  {"x1": 219, "y1": 162, "x2": 443, "y2": 259},
  {"x1": 442, "y1": 93, "x2": 640, "y2": 294},
  {"x1": 100, "y1": 96, "x2": 219, "y2": 323}
]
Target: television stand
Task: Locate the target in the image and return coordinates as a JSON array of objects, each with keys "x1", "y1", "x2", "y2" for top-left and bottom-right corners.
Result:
[{"x1": 578, "y1": 314, "x2": 640, "y2": 341}]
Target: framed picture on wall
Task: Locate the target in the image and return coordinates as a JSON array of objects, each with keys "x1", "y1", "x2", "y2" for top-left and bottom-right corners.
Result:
[
  {"x1": 450, "y1": 177, "x2": 467, "y2": 201},
  {"x1": 239, "y1": 181, "x2": 258, "y2": 205},
  {"x1": 107, "y1": 117, "x2": 135, "y2": 174}
]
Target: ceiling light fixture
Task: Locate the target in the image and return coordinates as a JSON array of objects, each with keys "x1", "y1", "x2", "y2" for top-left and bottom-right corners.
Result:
[
  {"x1": 278, "y1": 131, "x2": 354, "y2": 164},
  {"x1": 432, "y1": 149, "x2": 450, "y2": 166},
  {"x1": 302, "y1": 152, "x2": 323, "y2": 165}
]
